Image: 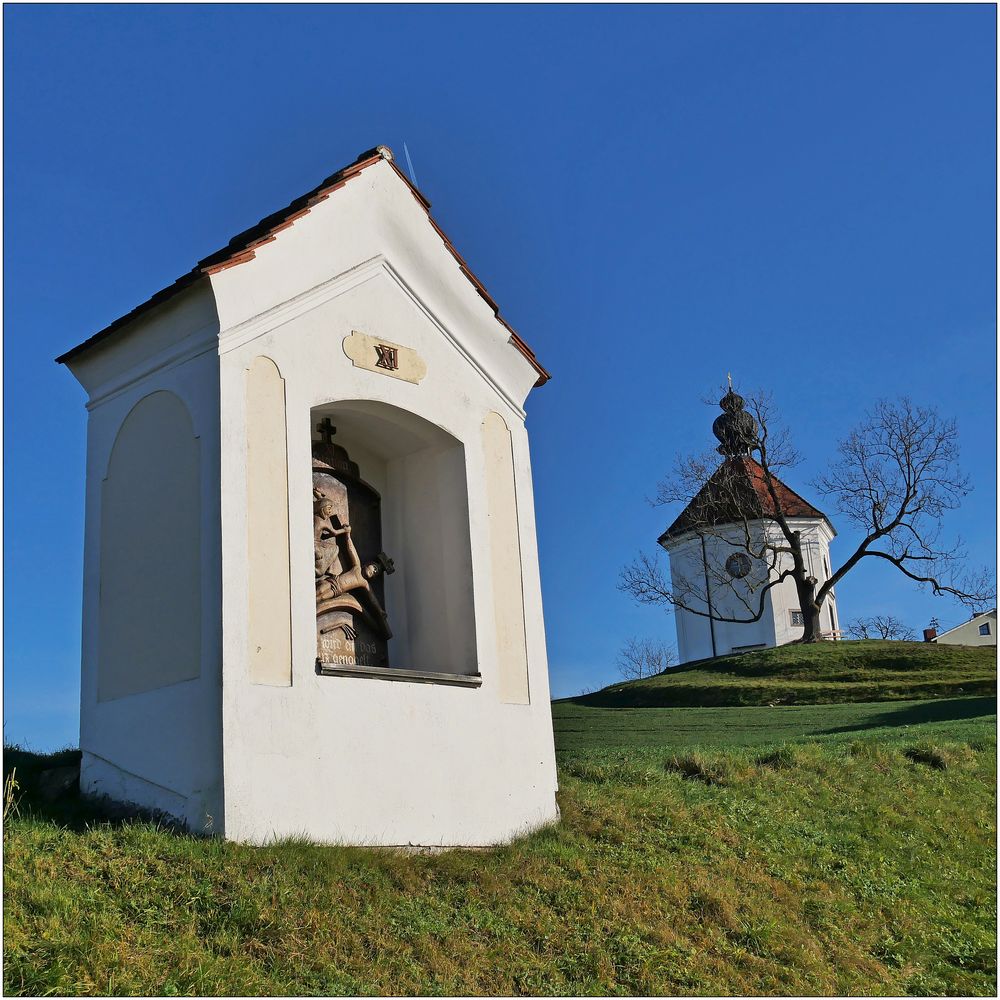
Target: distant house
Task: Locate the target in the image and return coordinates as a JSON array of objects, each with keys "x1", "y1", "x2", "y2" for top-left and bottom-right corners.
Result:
[{"x1": 924, "y1": 610, "x2": 997, "y2": 647}]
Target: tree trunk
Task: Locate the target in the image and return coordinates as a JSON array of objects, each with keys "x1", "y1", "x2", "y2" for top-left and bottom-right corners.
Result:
[
  {"x1": 800, "y1": 604, "x2": 824, "y2": 642},
  {"x1": 794, "y1": 577, "x2": 824, "y2": 643}
]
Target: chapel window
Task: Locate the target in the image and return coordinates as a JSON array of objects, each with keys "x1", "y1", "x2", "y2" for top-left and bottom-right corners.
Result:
[
  {"x1": 790, "y1": 610, "x2": 805, "y2": 627},
  {"x1": 979, "y1": 622, "x2": 991, "y2": 636}
]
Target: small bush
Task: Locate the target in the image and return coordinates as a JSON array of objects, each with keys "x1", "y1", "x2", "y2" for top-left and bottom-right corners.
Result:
[
  {"x1": 664, "y1": 753, "x2": 728, "y2": 786},
  {"x1": 904, "y1": 744, "x2": 949, "y2": 770},
  {"x1": 847, "y1": 740, "x2": 901, "y2": 773},
  {"x1": 687, "y1": 888, "x2": 738, "y2": 930},
  {"x1": 755, "y1": 747, "x2": 799, "y2": 770},
  {"x1": 729, "y1": 917, "x2": 779, "y2": 957}
]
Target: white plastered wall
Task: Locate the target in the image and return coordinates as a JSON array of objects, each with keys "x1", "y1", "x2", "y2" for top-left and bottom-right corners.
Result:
[
  {"x1": 666, "y1": 518, "x2": 837, "y2": 662},
  {"x1": 97, "y1": 390, "x2": 202, "y2": 702},
  {"x1": 769, "y1": 519, "x2": 838, "y2": 646},
  {"x1": 66, "y1": 283, "x2": 224, "y2": 831},
  {"x1": 211, "y1": 160, "x2": 558, "y2": 845}
]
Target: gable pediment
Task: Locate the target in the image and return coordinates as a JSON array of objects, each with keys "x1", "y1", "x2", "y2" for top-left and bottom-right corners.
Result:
[{"x1": 57, "y1": 147, "x2": 548, "y2": 398}]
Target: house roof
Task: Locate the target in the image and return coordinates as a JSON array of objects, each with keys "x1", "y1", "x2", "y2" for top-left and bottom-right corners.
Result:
[
  {"x1": 659, "y1": 456, "x2": 830, "y2": 544},
  {"x1": 55, "y1": 146, "x2": 550, "y2": 386},
  {"x1": 932, "y1": 608, "x2": 997, "y2": 640}
]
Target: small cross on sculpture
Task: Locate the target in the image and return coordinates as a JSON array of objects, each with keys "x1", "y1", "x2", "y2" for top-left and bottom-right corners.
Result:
[
  {"x1": 316, "y1": 417, "x2": 337, "y2": 446},
  {"x1": 373, "y1": 552, "x2": 396, "y2": 576}
]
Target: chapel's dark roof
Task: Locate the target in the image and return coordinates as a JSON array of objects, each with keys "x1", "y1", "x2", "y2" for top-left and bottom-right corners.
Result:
[
  {"x1": 658, "y1": 456, "x2": 830, "y2": 544},
  {"x1": 55, "y1": 146, "x2": 550, "y2": 386}
]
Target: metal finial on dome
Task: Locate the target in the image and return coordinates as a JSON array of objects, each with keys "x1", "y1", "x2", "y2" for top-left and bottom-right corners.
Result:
[{"x1": 712, "y1": 381, "x2": 758, "y2": 456}]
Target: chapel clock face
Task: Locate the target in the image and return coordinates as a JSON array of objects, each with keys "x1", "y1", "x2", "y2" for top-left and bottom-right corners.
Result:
[{"x1": 726, "y1": 552, "x2": 752, "y2": 579}]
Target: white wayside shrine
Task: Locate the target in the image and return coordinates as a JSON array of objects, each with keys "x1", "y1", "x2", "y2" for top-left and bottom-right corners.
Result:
[
  {"x1": 58, "y1": 145, "x2": 560, "y2": 846},
  {"x1": 660, "y1": 390, "x2": 839, "y2": 663}
]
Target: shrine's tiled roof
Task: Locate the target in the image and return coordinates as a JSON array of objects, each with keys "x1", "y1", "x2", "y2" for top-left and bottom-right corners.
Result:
[
  {"x1": 659, "y1": 456, "x2": 830, "y2": 544},
  {"x1": 55, "y1": 146, "x2": 550, "y2": 386}
]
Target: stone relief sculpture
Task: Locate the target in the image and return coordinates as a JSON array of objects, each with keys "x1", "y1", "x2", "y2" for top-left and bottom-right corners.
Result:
[
  {"x1": 312, "y1": 418, "x2": 394, "y2": 670},
  {"x1": 314, "y1": 490, "x2": 393, "y2": 628}
]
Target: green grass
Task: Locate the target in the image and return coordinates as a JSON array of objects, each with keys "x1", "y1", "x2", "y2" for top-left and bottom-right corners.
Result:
[
  {"x1": 553, "y1": 695, "x2": 996, "y2": 755},
  {"x1": 4, "y1": 645, "x2": 997, "y2": 995},
  {"x1": 563, "y1": 640, "x2": 997, "y2": 708}
]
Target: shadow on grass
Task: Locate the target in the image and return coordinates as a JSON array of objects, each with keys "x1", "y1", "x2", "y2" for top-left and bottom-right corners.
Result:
[
  {"x1": 561, "y1": 681, "x2": 998, "y2": 710},
  {"x1": 4, "y1": 746, "x2": 192, "y2": 836},
  {"x1": 818, "y1": 697, "x2": 997, "y2": 736}
]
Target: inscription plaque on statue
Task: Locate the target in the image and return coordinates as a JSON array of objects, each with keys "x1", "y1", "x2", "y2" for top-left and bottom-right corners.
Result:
[{"x1": 313, "y1": 418, "x2": 395, "y2": 672}]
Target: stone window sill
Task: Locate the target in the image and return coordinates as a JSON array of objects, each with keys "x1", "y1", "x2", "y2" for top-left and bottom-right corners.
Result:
[{"x1": 315, "y1": 662, "x2": 483, "y2": 688}]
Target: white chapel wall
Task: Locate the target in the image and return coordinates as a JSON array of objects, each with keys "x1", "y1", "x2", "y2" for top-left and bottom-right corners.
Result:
[
  {"x1": 69, "y1": 290, "x2": 224, "y2": 833},
  {"x1": 98, "y1": 390, "x2": 202, "y2": 700},
  {"x1": 245, "y1": 356, "x2": 292, "y2": 686},
  {"x1": 668, "y1": 518, "x2": 837, "y2": 661},
  {"x1": 667, "y1": 530, "x2": 774, "y2": 661},
  {"x1": 395, "y1": 441, "x2": 478, "y2": 673},
  {"x1": 213, "y1": 197, "x2": 559, "y2": 844},
  {"x1": 770, "y1": 520, "x2": 837, "y2": 645},
  {"x1": 68, "y1": 282, "x2": 220, "y2": 401}
]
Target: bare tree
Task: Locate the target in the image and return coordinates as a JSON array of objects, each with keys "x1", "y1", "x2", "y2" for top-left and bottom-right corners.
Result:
[
  {"x1": 616, "y1": 637, "x2": 676, "y2": 680},
  {"x1": 846, "y1": 615, "x2": 916, "y2": 641},
  {"x1": 621, "y1": 389, "x2": 994, "y2": 644}
]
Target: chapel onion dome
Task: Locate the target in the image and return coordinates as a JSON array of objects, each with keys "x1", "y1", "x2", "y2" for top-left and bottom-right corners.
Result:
[
  {"x1": 657, "y1": 383, "x2": 834, "y2": 547},
  {"x1": 712, "y1": 388, "x2": 758, "y2": 457}
]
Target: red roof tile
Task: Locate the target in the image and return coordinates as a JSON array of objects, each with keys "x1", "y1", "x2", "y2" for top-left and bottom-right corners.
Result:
[
  {"x1": 659, "y1": 456, "x2": 829, "y2": 543},
  {"x1": 56, "y1": 146, "x2": 550, "y2": 386}
]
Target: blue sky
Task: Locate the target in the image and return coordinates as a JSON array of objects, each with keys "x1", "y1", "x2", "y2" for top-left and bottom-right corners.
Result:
[{"x1": 4, "y1": 4, "x2": 996, "y2": 749}]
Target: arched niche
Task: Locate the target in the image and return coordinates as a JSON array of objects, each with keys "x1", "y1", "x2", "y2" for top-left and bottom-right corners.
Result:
[
  {"x1": 310, "y1": 400, "x2": 477, "y2": 676},
  {"x1": 98, "y1": 390, "x2": 201, "y2": 701}
]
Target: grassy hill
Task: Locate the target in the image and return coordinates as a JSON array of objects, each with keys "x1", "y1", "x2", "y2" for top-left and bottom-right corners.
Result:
[
  {"x1": 4, "y1": 642, "x2": 996, "y2": 996},
  {"x1": 553, "y1": 695, "x2": 997, "y2": 755},
  {"x1": 561, "y1": 640, "x2": 997, "y2": 708}
]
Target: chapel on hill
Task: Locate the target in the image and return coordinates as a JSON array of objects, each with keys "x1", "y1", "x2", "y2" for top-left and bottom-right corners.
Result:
[
  {"x1": 57, "y1": 145, "x2": 560, "y2": 846},
  {"x1": 659, "y1": 389, "x2": 840, "y2": 662}
]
